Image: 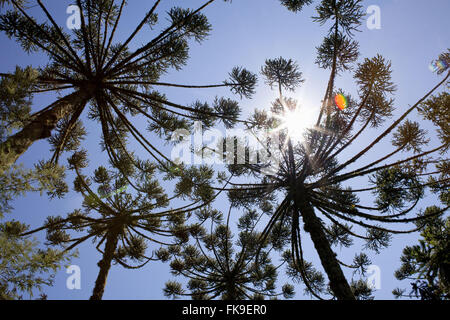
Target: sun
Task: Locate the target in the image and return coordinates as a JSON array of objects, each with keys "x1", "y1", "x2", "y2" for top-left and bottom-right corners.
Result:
[{"x1": 273, "y1": 105, "x2": 318, "y2": 143}]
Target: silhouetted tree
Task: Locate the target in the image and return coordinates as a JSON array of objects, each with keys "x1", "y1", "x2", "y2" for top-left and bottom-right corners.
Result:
[
  {"x1": 162, "y1": 208, "x2": 294, "y2": 300},
  {"x1": 0, "y1": 0, "x2": 256, "y2": 173},
  {"x1": 21, "y1": 148, "x2": 223, "y2": 300},
  {"x1": 221, "y1": 0, "x2": 449, "y2": 300}
]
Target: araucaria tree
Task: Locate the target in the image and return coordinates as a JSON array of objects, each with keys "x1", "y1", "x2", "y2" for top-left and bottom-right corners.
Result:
[
  {"x1": 22, "y1": 149, "x2": 216, "y2": 300},
  {"x1": 0, "y1": 220, "x2": 73, "y2": 300},
  {"x1": 1, "y1": 0, "x2": 448, "y2": 301},
  {"x1": 0, "y1": 0, "x2": 256, "y2": 173},
  {"x1": 393, "y1": 214, "x2": 450, "y2": 300},
  {"x1": 162, "y1": 208, "x2": 295, "y2": 300},
  {"x1": 223, "y1": 0, "x2": 449, "y2": 300},
  {"x1": 0, "y1": 66, "x2": 69, "y2": 214}
]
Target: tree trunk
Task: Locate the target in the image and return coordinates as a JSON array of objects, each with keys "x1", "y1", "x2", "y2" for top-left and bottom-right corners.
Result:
[
  {"x1": 286, "y1": 138, "x2": 354, "y2": 300},
  {"x1": 0, "y1": 91, "x2": 88, "y2": 173},
  {"x1": 296, "y1": 195, "x2": 355, "y2": 300},
  {"x1": 90, "y1": 229, "x2": 120, "y2": 300}
]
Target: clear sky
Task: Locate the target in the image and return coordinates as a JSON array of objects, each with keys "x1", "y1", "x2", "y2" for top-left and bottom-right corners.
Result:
[{"x1": 1, "y1": 0, "x2": 449, "y2": 300}]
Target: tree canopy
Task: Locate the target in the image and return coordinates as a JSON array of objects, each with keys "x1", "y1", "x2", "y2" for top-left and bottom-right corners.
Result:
[
  {"x1": 0, "y1": 0, "x2": 256, "y2": 174},
  {"x1": 0, "y1": 0, "x2": 448, "y2": 301}
]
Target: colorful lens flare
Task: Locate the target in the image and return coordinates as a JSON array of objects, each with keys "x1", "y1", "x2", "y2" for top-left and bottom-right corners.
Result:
[
  {"x1": 429, "y1": 59, "x2": 449, "y2": 73},
  {"x1": 335, "y1": 94, "x2": 348, "y2": 111}
]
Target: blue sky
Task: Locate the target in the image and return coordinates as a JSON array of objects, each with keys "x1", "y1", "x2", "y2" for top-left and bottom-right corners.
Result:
[{"x1": 1, "y1": 0, "x2": 449, "y2": 300}]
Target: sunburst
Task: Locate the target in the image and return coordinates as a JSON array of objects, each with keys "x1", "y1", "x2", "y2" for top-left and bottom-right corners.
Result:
[{"x1": 273, "y1": 104, "x2": 319, "y2": 143}]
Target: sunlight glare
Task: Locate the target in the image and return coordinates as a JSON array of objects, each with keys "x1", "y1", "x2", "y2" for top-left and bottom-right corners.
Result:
[{"x1": 275, "y1": 106, "x2": 318, "y2": 143}]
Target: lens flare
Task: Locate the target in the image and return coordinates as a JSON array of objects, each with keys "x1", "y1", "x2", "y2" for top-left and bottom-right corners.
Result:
[
  {"x1": 335, "y1": 94, "x2": 348, "y2": 111},
  {"x1": 429, "y1": 59, "x2": 449, "y2": 73}
]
